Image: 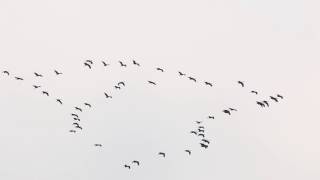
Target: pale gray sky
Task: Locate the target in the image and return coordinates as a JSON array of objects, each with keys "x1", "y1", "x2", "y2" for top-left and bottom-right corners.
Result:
[{"x1": 0, "y1": 0, "x2": 319, "y2": 179}]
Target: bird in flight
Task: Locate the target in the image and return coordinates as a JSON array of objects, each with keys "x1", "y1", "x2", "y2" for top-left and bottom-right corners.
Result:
[
  {"x1": 104, "y1": 92, "x2": 112, "y2": 98},
  {"x1": 158, "y1": 152, "x2": 166, "y2": 158},
  {"x1": 124, "y1": 165, "x2": 131, "y2": 169},
  {"x1": 133, "y1": 60, "x2": 140, "y2": 66},
  {"x1": 195, "y1": 121, "x2": 202, "y2": 124},
  {"x1": 263, "y1": 100, "x2": 269, "y2": 107},
  {"x1": 237, "y1": 81, "x2": 244, "y2": 87},
  {"x1": 2, "y1": 71, "x2": 9, "y2": 75},
  {"x1": 251, "y1": 90, "x2": 258, "y2": 95},
  {"x1": 94, "y1": 144, "x2": 102, "y2": 147},
  {"x1": 54, "y1": 70, "x2": 62, "y2": 75},
  {"x1": 148, "y1": 81, "x2": 156, "y2": 85},
  {"x1": 204, "y1": 81, "x2": 213, "y2": 87},
  {"x1": 75, "y1": 107, "x2": 83, "y2": 112},
  {"x1": 229, "y1": 108, "x2": 237, "y2": 111},
  {"x1": 188, "y1": 77, "x2": 196, "y2": 82},
  {"x1": 42, "y1": 91, "x2": 49, "y2": 96},
  {"x1": 185, "y1": 150, "x2": 191, "y2": 155},
  {"x1": 33, "y1": 85, "x2": 41, "y2": 89},
  {"x1": 257, "y1": 101, "x2": 265, "y2": 107},
  {"x1": 200, "y1": 143, "x2": 209, "y2": 149},
  {"x1": 102, "y1": 61, "x2": 109, "y2": 67},
  {"x1": 73, "y1": 122, "x2": 79, "y2": 126},
  {"x1": 84, "y1": 103, "x2": 91, "y2": 108},
  {"x1": 223, "y1": 109, "x2": 231, "y2": 115},
  {"x1": 34, "y1": 72, "x2": 43, "y2": 77},
  {"x1": 198, "y1": 133, "x2": 205, "y2": 138},
  {"x1": 270, "y1": 96, "x2": 278, "y2": 102},
  {"x1": 75, "y1": 125, "x2": 82, "y2": 130},
  {"x1": 114, "y1": 85, "x2": 121, "y2": 90},
  {"x1": 198, "y1": 126, "x2": 205, "y2": 129},
  {"x1": 84, "y1": 62, "x2": 92, "y2": 69},
  {"x1": 202, "y1": 139, "x2": 210, "y2": 144},
  {"x1": 178, "y1": 71, "x2": 186, "y2": 76},
  {"x1": 132, "y1": 160, "x2": 140, "y2": 166},
  {"x1": 119, "y1": 61, "x2": 127, "y2": 67},
  {"x1": 69, "y1": 130, "x2": 76, "y2": 133},
  {"x1": 190, "y1": 131, "x2": 198, "y2": 135},
  {"x1": 56, "y1": 99, "x2": 63, "y2": 105},
  {"x1": 73, "y1": 118, "x2": 81, "y2": 121},
  {"x1": 86, "y1": 60, "x2": 93, "y2": 64},
  {"x1": 198, "y1": 129, "x2": 205, "y2": 133},
  {"x1": 118, "y1": 81, "x2": 125, "y2": 87},
  {"x1": 208, "y1": 116, "x2": 214, "y2": 119},
  {"x1": 277, "y1": 94, "x2": 284, "y2": 99},
  {"x1": 15, "y1": 77, "x2": 24, "y2": 80},
  {"x1": 156, "y1": 68, "x2": 164, "y2": 72},
  {"x1": 71, "y1": 113, "x2": 79, "y2": 118}
]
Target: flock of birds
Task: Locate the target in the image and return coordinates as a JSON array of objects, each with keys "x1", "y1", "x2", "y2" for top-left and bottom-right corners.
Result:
[{"x1": 1, "y1": 59, "x2": 284, "y2": 171}]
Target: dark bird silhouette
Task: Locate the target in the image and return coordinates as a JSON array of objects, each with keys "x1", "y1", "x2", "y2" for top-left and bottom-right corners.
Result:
[
  {"x1": 229, "y1": 108, "x2": 237, "y2": 111},
  {"x1": 56, "y1": 99, "x2": 63, "y2": 105},
  {"x1": 42, "y1": 91, "x2": 49, "y2": 96},
  {"x1": 277, "y1": 94, "x2": 284, "y2": 99},
  {"x1": 238, "y1": 81, "x2": 244, "y2": 87},
  {"x1": 15, "y1": 77, "x2": 24, "y2": 80},
  {"x1": 195, "y1": 121, "x2": 202, "y2": 124},
  {"x1": 198, "y1": 129, "x2": 205, "y2": 133},
  {"x1": 223, "y1": 109, "x2": 231, "y2": 115},
  {"x1": 84, "y1": 62, "x2": 91, "y2": 69},
  {"x1": 270, "y1": 96, "x2": 278, "y2": 102},
  {"x1": 148, "y1": 81, "x2": 156, "y2": 85},
  {"x1": 73, "y1": 118, "x2": 80, "y2": 121},
  {"x1": 71, "y1": 113, "x2": 79, "y2": 118},
  {"x1": 263, "y1": 100, "x2": 269, "y2": 107},
  {"x1": 102, "y1": 61, "x2": 109, "y2": 67},
  {"x1": 178, "y1": 71, "x2": 186, "y2": 76},
  {"x1": 133, "y1": 60, "x2": 140, "y2": 66},
  {"x1": 198, "y1": 126, "x2": 205, "y2": 129},
  {"x1": 69, "y1": 130, "x2": 76, "y2": 133},
  {"x1": 94, "y1": 144, "x2": 102, "y2": 147},
  {"x1": 132, "y1": 160, "x2": 140, "y2": 166},
  {"x1": 185, "y1": 150, "x2": 191, "y2": 155},
  {"x1": 200, "y1": 143, "x2": 209, "y2": 149},
  {"x1": 34, "y1": 72, "x2": 43, "y2": 77},
  {"x1": 2, "y1": 71, "x2": 9, "y2": 75},
  {"x1": 54, "y1": 70, "x2": 62, "y2": 75},
  {"x1": 198, "y1": 133, "x2": 205, "y2": 138},
  {"x1": 33, "y1": 85, "x2": 41, "y2": 89},
  {"x1": 251, "y1": 90, "x2": 258, "y2": 95},
  {"x1": 190, "y1": 131, "x2": 198, "y2": 135},
  {"x1": 188, "y1": 77, "x2": 196, "y2": 82},
  {"x1": 75, "y1": 125, "x2": 82, "y2": 130},
  {"x1": 156, "y1": 68, "x2": 164, "y2": 72},
  {"x1": 204, "y1": 81, "x2": 213, "y2": 87},
  {"x1": 75, "y1": 107, "x2": 83, "y2": 112},
  {"x1": 202, "y1": 139, "x2": 210, "y2": 144},
  {"x1": 257, "y1": 101, "x2": 265, "y2": 107},
  {"x1": 208, "y1": 116, "x2": 214, "y2": 119},
  {"x1": 118, "y1": 82, "x2": 125, "y2": 86},
  {"x1": 104, "y1": 92, "x2": 112, "y2": 98},
  {"x1": 158, "y1": 152, "x2": 166, "y2": 158},
  {"x1": 119, "y1": 61, "x2": 127, "y2": 67},
  {"x1": 114, "y1": 85, "x2": 121, "y2": 90},
  {"x1": 73, "y1": 122, "x2": 79, "y2": 126},
  {"x1": 124, "y1": 165, "x2": 131, "y2": 169},
  {"x1": 86, "y1": 60, "x2": 93, "y2": 64},
  {"x1": 84, "y1": 103, "x2": 91, "y2": 108}
]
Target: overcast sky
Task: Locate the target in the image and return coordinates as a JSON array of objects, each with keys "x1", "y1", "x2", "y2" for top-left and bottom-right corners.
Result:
[{"x1": 0, "y1": 0, "x2": 319, "y2": 179}]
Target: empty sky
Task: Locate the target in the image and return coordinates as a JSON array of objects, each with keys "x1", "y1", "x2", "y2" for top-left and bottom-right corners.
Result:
[{"x1": 0, "y1": 0, "x2": 319, "y2": 179}]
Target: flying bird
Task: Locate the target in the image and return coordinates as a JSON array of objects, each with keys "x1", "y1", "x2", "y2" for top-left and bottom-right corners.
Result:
[
  {"x1": 119, "y1": 61, "x2": 127, "y2": 67},
  {"x1": 200, "y1": 143, "x2": 209, "y2": 149},
  {"x1": 34, "y1": 72, "x2": 43, "y2": 77},
  {"x1": 229, "y1": 108, "x2": 237, "y2": 111},
  {"x1": 204, "y1": 81, "x2": 213, "y2": 87},
  {"x1": 270, "y1": 96, "x2": 278, "y2": 102},
  {"x1": 86, "y1": 60, "x2": 93, "y2": 64},
  {"x1": 185, "y1": 150, "x2": 191, "y2": 155},
  {"x1": 75, "y1": 107, "x2": 83, "y2": 112},
  {"x1": 15, "y1": 77, "x2": 24, "y2": 80},
  {"x1": 73, "y1": 118, "x2": 81, "y2": 121},
  {"x1": 71, "y1": 113, "x2": 79, "y2": 118},
  {"x1": 198, "y1": 133, "x2": 205, "y2": 138},
  {"x1": 54, "y1": 70, "x2": 63, "y2": 75},
  {"x1": 223, "y1": 109, "x2": 231, "y2": 115},
  {"x1": 178, "y1": 71, "x2": 186, "y2": 76},
  {"x1": 42, "y1": 91, "x2": 49, "y2": 96},
  {"x1": 237, "y1": 81, "x2": 244, "y2": 87},
  {"x1": 158, "y1": 152, "x2": 166, "y2": 158},
  {"x1": 124, "y1": 165, "x2": 131, "y2": 169},
  {"x1": 33, "y1": 85, "x2": 41, "y2": 89},
  {"x1": 133, "y1": 60, "x2": 140, "y2": 66},
  {"x1": 75, "y1": 125, "x2": 82, "y2": 130},
  {"x1": 73, "y1": 122, "x2": 79, "y2": 126},
  {"x1": 257, "y1": 101, "x2": 265, "y2": 107},
  {"x1": 195, "y1": 121, "x2": 202, "y2": 124},
  {"x1": 2, "y1": 71, "x2": 9, "y2": 75},
  {"x1": 202, "y1": 139, "x2": 210, "y2": 144},
  {"x1": 208, "y1": 116, "x2": 214, "y2": 119},
  {"x1": 198, "y1": 126, "x2": 205, "y2": 129},
  {"x1": 84, "y1": 103, "x2": 91, "y2": 108},
  {"x1": 132, "y1": 160, "x2": 140, "y2": 166},
  {"x1": 104, "y1": 92, "x2": 112, "y2": 98},
  {"x1": 251, "y1": 90, "x2": 258, "y2": 95},
  {"x1": 114, "y1": 86, "x2": 121, "y2": 90},
  {"x1": 94, "y1": 144, "x2": 102, "y2": 147},
  {"x1": 263, "y1": 100, "x2": 269, "y2": 107},
  {"x1": 156, "y1": 68, "x2": 164, "y2": 72},
  {"x1": 69, "y1": 130, "x2": 76, "y2": 133},
  {"x1": 277, "y1": 94, "x2": 284, "y2": 99},
  {"x1": 148, "y1": 81, "x2": 156, "y2": 85},
  {"x1": 198, "y1": 129, "x2": 205, "y2": 133},
  {"x1": 56, "y1": 99, "x2": 63, "y2": 105},
  {"x1": 190, "y1": 131, "x2": 198, "y2": 135},
  {"x1": 84, "y1": 62, "x2": 92, "y2": 69},
  {"x1": 118, "y1": 82, "x2": 125, "y2": 86},
  {"x1": 188, "y1": 77, "x2": 196, "y2": 82},
  {"x1": 102, "y1": 61, "x2": 109, "y2": 67}
]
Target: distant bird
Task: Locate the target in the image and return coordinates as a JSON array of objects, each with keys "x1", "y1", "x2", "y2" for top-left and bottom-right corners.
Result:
[
  {"x1": 257, "y1": 101, "x2": 265, "y2": 107},
  {"x1": 188, "y1": 77, "x2": 196, "y2": 82},
  {"x1": 102, "y1": 61, "x2": 109, "y2": 67},
  {"x1": 198, "y1": 129, "x2": 205, "y2": 133},
  {"x1": 84, "y1": 62, "x2": 91, "y2": 69},
  {"x1": 158, "y1": 152, "x2": 166, "y2": 158},
  {"x1": 73, "y1": 122, "x2": 79, "y2": 126},
  {"x1": 84, "y1": 103, "x2": 91, "y2": 108},
  {"x1": 270, "y1": 96, "x2": 278, "y2": 102},
  {"x1": 42, "y1": 91, "x2": 49, "y2": 96},
  {"x1": 33, "y1": 85, "x2": 41, "y2": 89},
  {"x1": 104, "y1": 92, "x2": 112, "y2": 98},
  {"x1": 185, "y1": 150, "x2": 191, "y2": 155},
  {"x1": 148, "y1": 81, "x2": 156, "y2": 85},
  {"x1": 263, "y1": 100, "x2": 269, "y2": 107},
  {"x1": 15, "y1": 77, "x2": 23, "y2": 80},
  {"x1": 133, "y1": 60, "x2": 140, "y2": 66},
  {"x1": 73, "y1": 118, "x2": 80, "y2": 121},
  {"x1": 132, "y1": 160, "x2": 140, "y2": 166},
  {"x1": 178, "y1": 71, "x2": 186, "y2": 76},
  {"x1": 2, "y1": 71, "x2": 9, "y2": 75},
  {"x1": 198, "y1": 126, "x2": 205, "y2": 129},
  {"x1": 114, "y1": 86, "x2": 121, "y2": 90},
  {"x1": 238, "y1": 81, "x2": 244, "y2": 87},
  {"x1": 119, "y1": 61, "x2": 127, "y2": 67},
  {"x1": 69, "y1": 130, "x2": 76, "y2": 133},
  {"x1": 251, "y1": 90, "x2": 258, "y2": 95},
  {"x1": 75, "y1": 107, "x2": 82, "y2": 112},
  {"x1": 54, "y1": 70, "x2": 63, "y2": 75},
  {"x1": 190, "y1": 131, "x2": 198, "y2": 135},
  {"x1": 202, "y1": 139, "x2": 210, "y2": 144},
  {"x1": 56, "y1": 99, "x2": 63, "y2": 105},
  {"x1": 118, "y1": 82, "x2": 125, "y2": 87},
  {"x1": 94, "y1": 144, "x2": 102, "y2": 147},
  {"x1": 200, "y1": 143, "x2": 209, "y2": 149},
  {"x1": 198, "y1": 133, "x2": 205, "y2": 138},
  {"x1": 229, "y1": 108, "x2": 237, "y2": 111},
  {"x1": 195, "y1": 121, "x2": 202, "y2": 124},
  {"x1": 223, "y1": 109, "x2": 231, "y2": 115},
  {"x1": 124, "y1": 165, "x2": 131, "y2": 169},
  {"x1": 71, "y1": 113, "x2": 79, "y2": 118},
  {"x1": 34, "y1": 72, "x2": 43, "y2": 77},
  {"x1": 86, "y1": 60, "x2": 93, "y2": 64},
  {"x1": 156, "y1": 68, "x2": 164, "y2": 72},
  {"x1": 75, "y1": 125, "x2": 82, "y2": 130},
  {"x1": 277, "y1": 94, "x2": 284, "y2": 99},
  {"x1": 208, "y1": 116, "x2": 215, "y2": 119},
  {"x1": 204, "y1": 81, "x2": 213, "y2": 87}
]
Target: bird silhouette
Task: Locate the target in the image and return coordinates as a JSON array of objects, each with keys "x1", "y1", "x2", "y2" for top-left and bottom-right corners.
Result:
[
  {"x1": 15, "y1": 77, "x2": 24, "y2": 80},
  {"x1": 94, "y1": 144, "x2": 102, "y2": 147},
  {"x1": 223, "y1": 109, "x2": 231, "y2": 115},
  {"x1": 69, "y1": 130, "x2": 76, "y2": 133},
  {"x1": 190, "y1": 131, "x2": 198, "y2": 135},
  {"x1": 118, "y1": 82, "x2": 125, "y2": 86},
  {"x1": 238, "y1": 81, "x2": 244, "y2": 87},
  {"x1": 124, "y1": 165, "x2": 131, "y2": 169},
  {"x1": 204, "y1": 81, "x2": 213, "y2": 87},
  {"x1": 86, "y1": 60, "x2": 93, "y2": 64},
  {"x1": 208, "y1": 116, "x2": 215, "y2": 119},
  {"x1": 148, "y1": 81, "x2": 156, "y2": 85},
  {"x1": 188, "y1": 77, "x2": 196, "y2": 82},
  {"x1": 133, "y1": 60, "x2": 140, "y2": 66},
  {"x1": 198, "y1": 126, "x2": 205, "y2": 129},
  {"x1": 195, "y1": 121, "x2": 202, "y2": 124},
  {"x1": 54, "y1": 70, "x2": 62, "y2": 75},
  {"x1": 104, "y1": 92, "x2": 112, "y2": 98},
  {"x1": 200, "y1": 143, "x2": 209, "y2": 149},
  {"x1": 185, "y1": 150, "x2": 191, "y2": 155},
  {"x1": 56, "y1": 99, "x2": 63, "y2": 105},
  {"x1": 71, "y1": 113, "x2": 79, "y2": 118},
  {"x1": 270, "y1": 96, "x2": 278, "y2": 102},
  {"x1": 114, "y1": 86, "x2": 121, "y2": 90},
  {"x1": 198, "y1": 133, "x2": 205, "y2": 138},
  {"x1": 84, "y1": 62, "x2": 92, "y2": 69},
  {"x1": 73, "y1": 118, "x2": 81, "y2": 121},
  {"x1": 119, "y1": 61, "x2": 127, "y2": 67},
  {"x1": 102, "y1": 61, "x2": 109, "y2": 67},
  {"x1": 33, "y1": 85, "x2": 41, "y2": 89},
  {"x1": 2, "y1": 71, "x2": 9, "y2": 75},
  {"x1": 229, "y1": 108, "x2": 237, "y2": 111},
  {"x1": 34, "y1": 72, "x2": 43, "y2": 77},
  {"x1": 156, "y1": 68, "x2": 164, "y2": 72},
  {"x1": 75, "y1": 107, "x2": 83, "y2": 112},
  {"x1": 73, "y1": 122, "x2": 79, "y2": 126},
  {"x1": 251, "y1": 90, "x2": 258, "y2": 95},
  {"x1": 257, "y1": 101, "x2": 265, "y2": 107},
  {"x1": 178, "y1": 71, "x2": 186, "y2": 76},
  {"x1": 84, "y1": 103, "x2": 91, "y2": 108},
  {"x1": 158, "y1": 152, "x2": 166, "y2": 158},
  {"x1": 132, "y1": 160, "x2": 140, "y2": 166},
  {"x1": 263, "y1": 100, "x2": 269, "y2": 107},
  {"x1": 202, "y1": 139, "x2": 210, "y2": 144},
  {"x1": 198, "y1": 129, "x2": 205, "y2": 133},
  {"x1": 75, "y1": 125, "x2": 82, "y2": 130},
  {"x1": 277, "y1": 94, "x2": 284, "y2": 99},
  {"x1": 42, "y1": 91, "x2": 49, "y2": 96}
]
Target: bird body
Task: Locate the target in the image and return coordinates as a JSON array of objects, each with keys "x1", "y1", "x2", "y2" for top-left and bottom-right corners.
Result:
[
  {"x1": 158, "y1": 152, "x2": 166, "y2": 157},
  {"x1": 132, "y1": 160, "x2": 140, "y2": 166},
  {"x1": 238, "y1": 81, "x2": 244, "y2": 87},
  {"x1": 102, "y1": 61, "x2": 109, "y2": 67},
  {"x1": 257, "y1": 101, "x2": 265, "y2": 107},
  {"x1": 133, "y1": 60, "x2": 140, "y2": 66},
  {"x1": 84, "y1": 103, "x2": 91, "y2": 108},
  {"x1": 277, "y1": 94, "x2": 284, "y2": 99},
  {"x1": 75, "y1": 107, "x2": 82, "y2": 112},
  {"x1": 84, "y1": 62, "x2": 92, "y2": 69},
  {"x1": 94, "y1": 144, "x2": 102, "y2": 147},
  {"x1": 251, "y1": 90, "x2": 258, "y2": 95},
  {"x1": 190, "y1": 131, "x2": 198, "y2": 135},
  {"x1": 104, "y1": 92, "x2": 112, "y2": 98},
  {"x1": 178, "y1": 71, "x2": 186, "y2": 76},
  {"x1": 208, "y1": 116, "x2": 214, "y2": 119},
  {"x1": 34, "y1": 72, "x2": 43, "y2": 77},
  {"x1": 188, "y1": 77, "x2": 196, "y2": 82},
  {"x1": 200, "y1": 143, "x2": 209, "y2": 148},
  {"x1": 185, "y1": 150, "x2": 191, "y2": 155},
  {"x1": 33, "y1": 85, "x2": 41, "y2": 89},
  {"x1": 2, "y1": 71, "x2": 9, "y2": 75},
  {"x1": 119, "y1": 61, "x2": 127, "y2": 67},
  {"x1": 118, "y1": 82, "x2": 125, "y2": 86},
  {"x1": 202, "y1": 139, "x2": 210, "y2": 144},
  {"x1": 42, "y1": 91, "x2": 49, "y2": 96},
  {"x1": 69, "y1": 130, "x2": 76, "y2": 133},
  {"x1": 54, "y1": 70, "x2": 62, "y2": 75},
  {"x1": 148, "y1": 81, "x2": 156, "y2": 85},
  {"x1": 15, "y1": 77, "x2": 24, "y2": 80},
  {"x1": 263, "y1": 101, "x2": 269, "y2": 107},
  {"x1": 270, "y1": 96, "x2": 278, "y2": 102},
  {"x1": 124, "y1": 165, "x2": 131, "y2": 169},
  {"x1": 56, "y1": 99, "x2": 63, "y2": 105},
  {"x1": 204, "y1": 81, "x2": 213, "y2": 87},
  {"x1": 223, "y1": 109, "x2": 231, "y2": 115},
  {"x1": 156, "y1": 68, "x2": 164, "y2": 72}
]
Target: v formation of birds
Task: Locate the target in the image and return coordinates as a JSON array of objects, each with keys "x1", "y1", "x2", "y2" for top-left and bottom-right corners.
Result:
[{"x1": 1, "y1": 59, "x2": 284, "y2": 171}]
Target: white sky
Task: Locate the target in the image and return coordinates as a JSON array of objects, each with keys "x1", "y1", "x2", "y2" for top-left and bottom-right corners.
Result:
[{"x1": 0, "y1": 0, "x2": 319, "y2": 179}]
